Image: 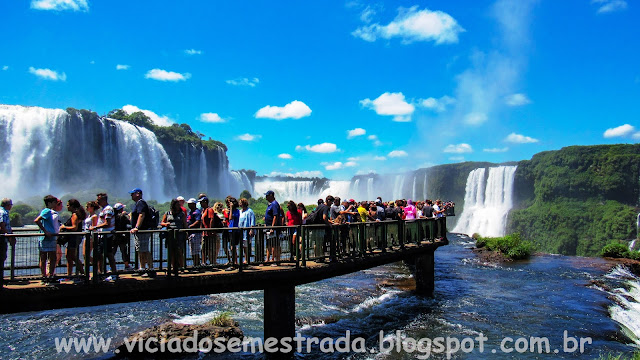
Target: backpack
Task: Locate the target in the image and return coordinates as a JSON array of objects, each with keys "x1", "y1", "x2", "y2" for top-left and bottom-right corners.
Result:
[
  {"x1": 147, "y1": 205, "x2": 160, "y2": 229},
  {"x1": 304, "y1": 205, "x2": 326, "y2": 225}
]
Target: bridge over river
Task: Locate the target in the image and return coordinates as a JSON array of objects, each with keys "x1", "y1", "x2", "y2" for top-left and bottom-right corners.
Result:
[{"x1": 1, "y1": 217, "x2": 449, "y2": 356}]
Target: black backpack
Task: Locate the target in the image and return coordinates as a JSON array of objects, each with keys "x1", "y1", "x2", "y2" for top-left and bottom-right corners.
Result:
[
  {"x1": 304, "y1": 205, "x2": 325, "y2": 225},
  {"x1": 147, "y1": 205, "x2": 160, "y2": 229}
]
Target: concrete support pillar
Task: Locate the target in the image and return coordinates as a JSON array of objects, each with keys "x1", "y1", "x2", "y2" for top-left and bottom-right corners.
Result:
[
  {"x1": 264, "y1": 283, "x2": 296, "y2": 358},
  {"x1": 414, "y1": 250, "x2": 435, "y2": 296}
]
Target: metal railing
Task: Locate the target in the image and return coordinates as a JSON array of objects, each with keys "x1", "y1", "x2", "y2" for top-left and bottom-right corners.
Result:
[{"x1": 1, "y1": 217, "x2": 448, "y2": 283}]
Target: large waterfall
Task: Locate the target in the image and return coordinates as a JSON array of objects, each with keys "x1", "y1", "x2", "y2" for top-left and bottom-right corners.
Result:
[
  {"x1": 453, "y1": 166, "x2": 517, "y2": 237},
  {"x1": 0, "y1": 105, "x2": 253, "y2": 201},
  {"x1": 254, "y1": 179, "x2": 351, "y2": 204}
]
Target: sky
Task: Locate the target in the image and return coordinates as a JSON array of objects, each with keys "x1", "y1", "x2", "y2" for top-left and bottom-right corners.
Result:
[{"x1": 1, "y1": 0, "x2": 639, "y2": 180}]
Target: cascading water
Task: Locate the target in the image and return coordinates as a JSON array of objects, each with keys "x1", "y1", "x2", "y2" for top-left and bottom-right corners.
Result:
[
  {"x1": 254, "y1": 179, "x2": 351, "y2": 204},
  {"x1": 453, "y1": 166, "x2": 517, "y2": 237},
  {"x1": 0, "y1": 105, "x2": 252, "y2": 201}
]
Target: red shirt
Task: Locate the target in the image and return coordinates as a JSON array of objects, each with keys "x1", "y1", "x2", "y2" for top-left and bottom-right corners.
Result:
[{"x1": 286, "y1": 210, "x2": 302, "y2": 226}]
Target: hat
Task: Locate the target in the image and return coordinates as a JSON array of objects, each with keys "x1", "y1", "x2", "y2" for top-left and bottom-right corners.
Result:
[
  {"x1": 264, "y1": 190, "x2": 275, "y2": 196},
  {"x1": 349, "y1": 199, "x2": 355, "y2": 203},
  {"x1": 176, "y1": 196, "x2": 185, "y2": 201},
  {"x1": 198, "y1": 196, "x2": 209, "y2": 202},
  {"x1": 113, "y1": 203, "x2": 125, "y2": 211},
  {"x1": 187, "y1": 198, "x2": 197, "y2": 204},
  {"x1": 375, "y1": 199, "x2": 382, "y2": 205},
  {"x1": 128, "y1": 188, "x2": 143, "y2": 194}
]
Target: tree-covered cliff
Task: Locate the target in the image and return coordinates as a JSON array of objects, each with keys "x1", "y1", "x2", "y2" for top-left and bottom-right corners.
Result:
[{"x1": 508, "y1": 144, "x2": 640, "y2": 256}]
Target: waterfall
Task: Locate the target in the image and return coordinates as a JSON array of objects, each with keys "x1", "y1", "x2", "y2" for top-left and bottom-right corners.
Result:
[
  {"x1": 453, "y1": 166, "x2": 517, "y2": 237},
  {"x1": 254, "y1": 179, "x2": 351, "y2": 204},
  {"x1": 319, "y1": 181, "x2": 351, "y2": 201},
  {"x1": 0, "y1": 105, "x2": 252, "y2": 202},
  {"x1": 392, "y1": 175, "x2": 403, "y2": 200},
  {"x1": 367, "y1": 178, "x2": 374, "y2": 200}
]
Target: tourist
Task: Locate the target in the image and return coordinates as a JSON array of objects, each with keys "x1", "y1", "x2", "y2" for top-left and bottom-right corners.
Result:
[
  {"x1": 404, "y1": 200, "x2": 417, "y2": 220},
  {"x1": 375, "y1": 198, "x2": 386, "y2": 221},
  {"x1": 416, "y1": 201, "x2": 424, "y2": 218},
  {"x1": 330, "y1": 197, "x2": 341, "y2": 221},
  {"x1": 58, "y1": 199, "x2": 86, "y2": 276},
  {"x1": 286, "y1": 200, "x2": 302, "y2": 261},
  {"x1": 0, "y1": 198, "x2": 14, "y2": 288},
  {"x1": 186, "y1": 198, "x2": 202, "y2": 267},
  {"x1": 130, "y1": 188, "x2": 154, "y2": 275},
  {"x1": 239, "y1": 198, "x2": 255, "y2": 265},
  {"x1": 226, "y1": 196, "x2": 240, "y2": 268},
  {"x1": 160, "y1": 198, "x2": 187, "y2": 271},
  {"x1": 34, "y1": 195, "x2": 59, "y2": 282},
  {"x1": 214, "y1": 201, "x2": 228, "y2": 263},
  {"x1": 297, "y1": 203, "x2": 307, "y2": 222},
  {"x1": 113, "y1": 203, "x2": 133, "y2": 271},
  {"x1": 92, "y1": 193, "x2": 117, "y2": 274},
  {"x1": 53, "y1": 199, "x2": 63, "y2": 267},
  {"x1": 176, "y1": 196, "x2": 187, "y2": 217},
  {"x1": 358, "y1": 201, "x2": 372, "y2": 222},
  {"x1": 83, "y1": 201, "x2": 99, "y2": 263},
  {"x1": 201, "y1": 196, "x2": 223, "y2": 266},
  {"x1": 264, "y1": 190, "x2": 281, "y2": 264},
  {"x1": 422, "y1": 200, "x2": 434, "y2": 218}
]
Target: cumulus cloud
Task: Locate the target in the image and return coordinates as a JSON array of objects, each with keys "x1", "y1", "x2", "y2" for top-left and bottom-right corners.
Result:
[
  {"x1": 420, "y1": 95, "x2": 455, "y2": 112},
  {"x1": 255, "y1": 100, "x2": 311, "y2": 120},
  {"x1": 352, "y1": 6, "x2": 464, "y2": 44},
  {"x1": 324, "y1": 162, "x2": 344, "y2": 170},
  {"x1": 296, "y1": 143, "x2": 339, "y2": 153},
  {"x1": 593, "y1": 0, "x2": 627, "y2": 14},
  {"x1": 464, "y1": 112, "x2": 488, "y2": 125},
  {"x1": 505, "y1": 93, "x2": 531, "y2": 106},
  {"x1": 347, "y1": 128, "x2": 366, "y2": 139},
  {"x1": 199, "y1": 113, "x2": 226, "y2": 123},
  {"x1": 184, "y1": 49, "x2": 202, "y2": 55},
  {"x1": 483, "y1": 147, "x2": 509, "y2": 153},
  {"x1": 236, "y1": 133, "x2": 262, "y2": 141},
  {"x1": 505, "y1": 132, "x2": 539, "y2": 143},
  {"x1": 116, "y1": 64, "x2": 130, "y2": 70},
  {"x1": 388, "y1": 150, "x2": 408, "y2": 158},
  {"x1": 603, "y1": 124, "x2": 635, "y2": 138},
  {"x1": 278, "y1": 153, "x2": 292, "y2": 159},
  {"x1": 368, "y1": 134, "x2": 383, "y2": 146},
  {"x1": 360, "y1": 92, "x2": 415, "y2": 122},
  {"x1": 122, "y1": 105, "x2": 174, "y2": 127},
  {"x1": 347, "y1": 157, "x2": 361, "y2": 161},
  {"x1": 268, "y1": 170, "x2": 323, "y2": 178},
  {"x1": 28, "y1": 67, "x2": 66, "y2": 81},
  {"x1": 374, "y1": 156, "x2": 387, "y2": 161},
  {"x1": 443, "y1": 143, "x2": 473, "y2": 153},
  {"x1": 226, "y1": 77, "x2": 259, "y2": 87},
  {"x1": 31, "y1": 0, "x2": 88, "y2": 11},
  {"x1": 145, "y1": 69, "x2": 191, "y2": 82}
]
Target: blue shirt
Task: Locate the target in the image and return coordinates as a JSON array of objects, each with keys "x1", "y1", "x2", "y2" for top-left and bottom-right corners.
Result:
[
  {"x1": 228, "y1": 208, "x2": 240, "y2": 228},
  {"x1": 264, "y1": 200, "x2": 280, "y2": 226},
  {"x1": 187, "y1": 208, "x2": 201, "y2": 226},
  {"x1": 0, "y1": 206, "x2": 11, "y2": 244},
  {"x1": 239, "y1": 208, "x2": 256, "y2": 240},
  {"x1": 39, "y1": 208, "x2": 56, "y2": 240}
]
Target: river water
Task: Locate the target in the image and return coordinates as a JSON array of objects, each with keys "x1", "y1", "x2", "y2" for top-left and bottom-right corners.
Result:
[{"x1": 1, "y1": 234, "x2": 638, "y2": 359}]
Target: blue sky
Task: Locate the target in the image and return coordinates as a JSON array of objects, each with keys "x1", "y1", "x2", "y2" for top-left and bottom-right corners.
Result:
[{"x1": 1, "y1": 0, "x2": 639, "y2": 180}]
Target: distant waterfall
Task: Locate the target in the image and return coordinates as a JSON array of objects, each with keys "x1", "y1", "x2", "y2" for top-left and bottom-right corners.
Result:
[
  {"x1": 254, "y1": 179, "x2": 351, "y2": 204},
  {"x1": 453, "y1": 166, "x2": 517, "y2": 237},
  {"x1": 0, "y1": 105, "x2": 252, "y2": 201}
]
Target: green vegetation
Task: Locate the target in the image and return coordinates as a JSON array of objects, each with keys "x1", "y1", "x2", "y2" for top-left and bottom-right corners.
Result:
[
  {"x1": 208, "y1": 311, "x2": 234, "y2": 327},
  {"x1": 239, "y1": 190, "x2": 252, "y2": 200},
  {"x1": 508, "y1": 144, "x2": 640, "y2": 257},
  {"x1": 475, "y1": 233, "x2": 533, "y2": 260},
  {"x1": 597, "y1": 351, "x2": 640, "y2": 360},
  {"x1": 601, "y1": 241, "x2": 640, "y2": 260}
]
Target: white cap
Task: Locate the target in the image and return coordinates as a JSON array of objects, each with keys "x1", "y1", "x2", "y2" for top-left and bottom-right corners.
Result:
[
  {"x1": 187, "y1": 198, "x2": 197, "y2": 204},
  {"x1": 176, "y1": 196, "x2": 185, "y2": 201}
]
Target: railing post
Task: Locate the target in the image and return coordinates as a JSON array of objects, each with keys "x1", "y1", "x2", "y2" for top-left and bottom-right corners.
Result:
[
  {"x1": 301, "y1": 226, "x2": 306, "y2": 267},
  {"x1": 399, "y1": 220, "x2": 405, "y2": 249},
  {"x1": 84, "y1": 232, "x2": 90, "y2": 282},
  {"x1": 238, "y1": 229, "x2": 244, "y2": 273},
  {"x1": 359, "y1": 223, "x2": 366, "y2": 257},
  {"x1": 92, "y1": 232, "x2": 98, "y2": 284},
  {"x1": 10, "y1": 240, "x2": 15, "y2": 281},
  {"x1": 166, "y1": 229, "x2": 173, "y2": 278},
  {"x1": 158, "y1": 231, "x2": 163, "y2": 272},
  {"x1": 329, "y1": 225, "x2": 337, "y2": 262},
  {"x1": 295, "y1": 225, "x2": 301, "y2": 268}
]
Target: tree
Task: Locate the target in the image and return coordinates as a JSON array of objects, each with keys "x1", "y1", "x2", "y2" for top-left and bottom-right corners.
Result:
[{"x1": 240, "y1": 190, "x2": 252, "y2": 200}]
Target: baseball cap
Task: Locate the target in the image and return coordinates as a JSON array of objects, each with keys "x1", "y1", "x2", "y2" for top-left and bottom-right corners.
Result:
[
  {"x1": 198, "y1": 196, "x2": 209, "y2": 202},
  {"x1": 176, "y1": 196, "x2": 185, "y2": 201},
  {"x1": 264, "y1": 190, "x2": 275, "y2": 196},
  {"x1": 187, "y1": 198, "x2": 197, "y2": 204},
  {"x1": 113, "y1": 203, "x2": 125, "y2": 211},
  {"x1": 128, "y1": 188, "x2": 143, "y2": 194},
  {"x1": 349, "y1": 199, "x2": 355, "y2": 203}
]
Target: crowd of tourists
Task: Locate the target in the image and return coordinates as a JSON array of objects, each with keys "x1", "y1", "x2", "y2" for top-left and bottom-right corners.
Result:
[{"x1": 0, "y1": 189, "x2": 453, "y2": 286}]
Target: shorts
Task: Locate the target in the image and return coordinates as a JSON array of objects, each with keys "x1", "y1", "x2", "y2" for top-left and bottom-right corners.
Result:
[
  {"x1": 66, "y1": 235, "x2": 82, "y2": 249},
  {"x1": 0, "y1": 239, "x2": 7, "y2": 262},
  {"x1": 229, "y1": 230, "x2": 241, "y2": 247},
  {"x1": 189, "y1": 233, "x2": 202, "y2": 254},
  {"x1": 288, "y1": 228, "x2": 297, "y2": 238},
  {"x1": 39, "y1": 237, "x2": 57, "y2": 252},
  {"x1": 95, "y1": 234, "x2": 114, "y2": 256},
  {"x1": 135, "y1": 232, "x2": 151, "y2": 253}
]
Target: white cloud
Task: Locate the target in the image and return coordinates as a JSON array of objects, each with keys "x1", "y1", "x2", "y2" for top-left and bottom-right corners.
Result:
[
  {"x1": 347, "y1": 128, "x2": 366, "y2": 139},
  {"x1": 184, "y1": 49, "x2": 202, "y2": 55},
  {"x1": 505, "y1": 93, "x2": 531, "y2": 106},
  {"x1": 28, "y1": 67, "x2": 66, "y2": 81},
  {"x1": 345, "y1": 161, "x2": 358, "y2": 167},
  {"x1": 505, "y1": 132, "x2": 539, "y2": 143},
  {"x1": 594, "y1": 0, "x2": 627, "y2": 14},
  {"x1": 356, "y1": 169, "x2": 378, "y2": 175},
  {"x1": 145, "y1": 69, "x2": 191, "y2": 82},
  {"x1": 420, "y1": 95, "x2": 455, "y2": 112},
  {"x1": 443, "y1": 143, "x2": 473, "y2": 153},
  {"x1": 464, "y1": 112, "x2": 488, "y2": 125},
  {"x1": 360, "y1": 92, "x2": 415, "y2": 122},
  {"x1": 388, "y1": 150, "x2": 408, "y2": 158},
  {"x1": 324, "y1": 162, "x2": 344, "y2": 170},
  {"x1": 2, "y1": 66, "x2": 8, "y2": 71},
  {"x1": 268, "y1": 170, "x2": 324, "y2": 178},
  {"x1": 31, "y1": 0, "x2": 88, "y2": 11},
  {"x1": 226, "y1": 77, "x2": 260, "y2": 87},
  {"x1": 483, "y1": 147, "x2": 509, "y2": 153},
  {"x1": 347, "y1": 157, "x2": 361, "y2": 161},
  {"x1": 122, "y1": 105, "x2": 174, "y2": 127},
  {"x1": 199, "y1": 113, "x2": 226, "y2": 123},
  {"x1": 633, "y1": 132, "x2": 640, "y2": 140},
  {"x1": 368, "y1": 134, "x2": 383, "y2": 146},
  {"x1": 374, "y1": 156, "x2": 387, "y2": 161},
  {"x1": 255, "y1": 100, "x2": 311, "y2": 120},
  {"x1": 236, "y1": 133, "x2": 262, "y2": 142},
  {"x1": 449, "y1": 156, "x2": 465, "y2": 161},
  {"x1": 116, "y1": 64, "x2": 130, "y2": 70},
  {"x1": 278, "y1": 153, "x2": 293, "y2": 159},
  {"x1": 296, "y1": 143, "x2": 339, "y2": 153},
  {"x1": 603, "y1": 124, "x2": 635, "y2": 138},
  {"x1": 353, "y1": 6, "x2": 464, "y2": 44}
]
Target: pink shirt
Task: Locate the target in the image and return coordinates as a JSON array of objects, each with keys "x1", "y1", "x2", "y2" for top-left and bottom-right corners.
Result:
[{"x1": 404, "y1": 204, "x2": 417, "y2": 220}]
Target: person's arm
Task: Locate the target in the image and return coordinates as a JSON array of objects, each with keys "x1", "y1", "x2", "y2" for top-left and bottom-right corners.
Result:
[
  {"x1": 189, "y1": 212, "x2": 201, "y2": 228},
  {"x1": 35, "y1": 215, "x2": 54, "y2": 237},
  {"x1": 160, "y1": 213, "x2": 169, "y2": 227},
  {"x1": 131, "y1": 211, "x2": 145, "y2": 233}
]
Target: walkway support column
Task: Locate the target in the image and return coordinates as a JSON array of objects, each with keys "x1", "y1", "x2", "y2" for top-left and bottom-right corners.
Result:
[
  {"x1": 264, "y1": 282, "x2": 296, "y2": 358},
  {"x1": 414, "y1": 249, "x2": 435, "y2": 296}
]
